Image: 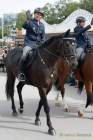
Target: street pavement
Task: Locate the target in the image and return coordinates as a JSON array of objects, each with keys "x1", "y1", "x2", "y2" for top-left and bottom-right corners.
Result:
[{"x1": 0, "y1": 73, "x2": 93, "y2": 140}]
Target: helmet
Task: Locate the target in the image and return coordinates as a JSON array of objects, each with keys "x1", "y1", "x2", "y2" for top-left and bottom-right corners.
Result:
[
  {"x1": 76, "y1": 17, "x2": 86, "y2": 23},
  {"x1": 34, "y1": 8, "x2": 44, "y2": 17}
]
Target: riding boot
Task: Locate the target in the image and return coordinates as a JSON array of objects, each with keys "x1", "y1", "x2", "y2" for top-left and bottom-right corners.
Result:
[
  {"x1": 18, "y1": 46, "x2": 32, "y2": 81},
  {"x1": 18, "y1": 59, "x2": 26, "y2": 81}
]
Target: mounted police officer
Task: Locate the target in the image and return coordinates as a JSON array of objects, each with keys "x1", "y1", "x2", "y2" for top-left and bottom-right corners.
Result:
[
  {"x1": 18, "y1": 8, "x2": 45, "y2": 81},
  {"x1": 74, "y1": 16, "x2": 93, "y2": 62}
]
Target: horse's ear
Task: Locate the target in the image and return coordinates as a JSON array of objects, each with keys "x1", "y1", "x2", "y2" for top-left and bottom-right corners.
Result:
[{"x1": 63, "y1": 29, "x2": 70, "y2": 37}]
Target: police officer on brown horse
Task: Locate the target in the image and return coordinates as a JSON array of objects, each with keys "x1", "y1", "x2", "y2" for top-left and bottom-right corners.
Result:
[
  {"x1": 74, "y1": 16, "x2": 93, "y2": 62},
  {"x1": 18, "y1": 8, "x2": 45, "y2": 81}
]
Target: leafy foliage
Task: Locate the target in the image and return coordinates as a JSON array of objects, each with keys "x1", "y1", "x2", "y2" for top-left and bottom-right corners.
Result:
[
  {"x1": 80, "y1": 0, "x2": 93, "y2": 13},
  {"x1": 16, "y1": 11, "x2": 26, "y2": 30}
]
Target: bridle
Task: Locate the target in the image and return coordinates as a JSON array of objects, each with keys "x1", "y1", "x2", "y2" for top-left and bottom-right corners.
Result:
[
  {"x1": 61, "y1": 38, "x2": 76, "y2": 65},
  {"x1": 38, "y1": 37, "x2": 76, "y2": 66}
]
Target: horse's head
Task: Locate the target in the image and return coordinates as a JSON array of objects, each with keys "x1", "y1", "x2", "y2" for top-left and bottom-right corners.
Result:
[
  {"x1": 59, "y1": 37, "x2": 78, "y2": 70},
  {"x1": 42, "y1": 29, "x2": 78, "y2": 70}
]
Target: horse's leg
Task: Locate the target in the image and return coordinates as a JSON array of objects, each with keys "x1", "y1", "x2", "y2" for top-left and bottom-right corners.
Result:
[
  {"x1": 35, "y1": 86, "x2": 51, "y2": 126},
  {"x1": 60, "y1": 87, "x2": 69, "y2": 112},
  {"x1": 55, "y1": 60, "x2": 69, "y2": 111},
  {"x1": 55, "y1": 92, "x2": 61, "y2": 107},
  {"x1": 55, "y1": 92, "x2": 60, "y2": 101},
  {"x1": 6, "y1": 71, "x2": 17, "y2": 116},
  {"x1": 55, "y1": 85, "x2": 68, "y2": 111},
  {"x1": 85, "y1": 82, "x2": 93, "y2": 107},
  {"x1": 59, "y1": 76, "x2": 69, "y2": 112},
  {"x1": 54, "y1": 79, "x2": 61, "y2": 106},
  {"x1": 2, "y1": 65, "x2": 4, "y2": 72},
  {"x1": 38, "y1": 87, "x2": 56, "y2": 135},
  {"x1": 54, "y1": 78, "x2": 61, "y2": 106},
  {"x1": 85, "y1": 82, "x2": 93, "y2": 112},
  {"x1": 78, "y1": 81, "x2": 93, "y2": 117},
  {"x1": 17, "y1": 82, "x2": 25, "y2": 113},
  {"x1": 3, "y1": 65, "x2": 5, "y2": 72},
  {"x1": 35, "y1": 99, "x2": 43, "y2": 126},
  {"x1": 11, "y1": 94, "x2": 17, "y2": 116}
]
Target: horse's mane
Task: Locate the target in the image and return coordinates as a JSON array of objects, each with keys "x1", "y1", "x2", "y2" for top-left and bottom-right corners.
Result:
[
  {"x1": 41, "y1": 33, "x2": 64, "y2": 47},
  {"x1": 41, "y1": 29, "x2": 72, "y2": 47}
]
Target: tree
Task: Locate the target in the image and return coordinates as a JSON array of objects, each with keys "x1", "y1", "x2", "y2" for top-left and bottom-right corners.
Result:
[
  {"x1": 42, "y1": 1, "x2": 67, "y2": 24},
  {"x1": 42, "y1": 0, "x2": 79, "y2": 24},
  {"x1": 16, "y1": 11, "x2": 26, "y2": 30},
  {"x1": 80, "y1": 0, "x2": 93, "y2": 13},
  {"x1": 42, "y1": 3, "x2": 58, "y2": 24},
  {"x1": 62, "y1": 2, "x2": 80, "y2": 18},
  {"x1": 0, "y1": 26, "x2": 11, "y2": 38}
]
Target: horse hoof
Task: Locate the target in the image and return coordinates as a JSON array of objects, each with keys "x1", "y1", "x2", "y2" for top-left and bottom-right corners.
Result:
[
  {"x1": 12, "y1": 111, "x2": 18, "y2": 116},
  {"x1": 85, "y1": 105, "x2": 93, "y2": 113},
  {"x1": 48, "y1": 128, "x2": 56, "y2": 135},
  {"x1": 78, "y1": 111, "x2": 83, "y2": 117},
  {"x1": 35, "y1": 119, "x2": 41, "y2": 126},
  {"x1": 18, "y1": 108, "x2": 24, "y2": 114},
  {"x1": 55, "y1": 102, "x2": 61, "y2": 107},
  {"x1": 64, "y1": 108, "x2": 69, "y2": 112}
]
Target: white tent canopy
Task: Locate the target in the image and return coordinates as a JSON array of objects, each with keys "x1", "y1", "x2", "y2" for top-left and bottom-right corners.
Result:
[{"x1": 41, "y1": 9, "x2": 93, "y2": 34}]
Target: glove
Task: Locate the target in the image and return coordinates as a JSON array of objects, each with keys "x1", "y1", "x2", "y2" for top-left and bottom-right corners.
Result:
[{"x1": 26, "y1": 10, "x2": 32, "y2": 20}]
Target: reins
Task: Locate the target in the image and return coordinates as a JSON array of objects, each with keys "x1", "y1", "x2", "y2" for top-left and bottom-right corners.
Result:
[{"x1": 37, "y1": 40, "x2": 75, "y2": 66}]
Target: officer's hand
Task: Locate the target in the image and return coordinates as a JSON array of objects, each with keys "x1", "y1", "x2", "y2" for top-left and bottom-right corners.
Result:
[{"x1": 26, "y1": 10, "x2": 31, "y2": 20}]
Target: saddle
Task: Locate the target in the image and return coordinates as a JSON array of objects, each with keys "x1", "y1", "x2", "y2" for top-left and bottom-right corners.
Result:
[
  {"x1": 24, "y1": 49, "x2": 37, "y2": 69},
  {"x1": 78, "y1": 52, "x2": 85, "y2": 68},
  {"x1": 78, "y1": 46, "x2": 93, "y2": 68}
]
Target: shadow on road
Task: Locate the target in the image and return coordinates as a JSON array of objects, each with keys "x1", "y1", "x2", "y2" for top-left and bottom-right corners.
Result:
[{"x1": 0, "y1": 98, "x2": 92, "y2": 119}]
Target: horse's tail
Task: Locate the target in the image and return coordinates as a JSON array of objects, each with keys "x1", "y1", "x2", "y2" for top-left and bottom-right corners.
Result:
[
  {"x1": 77, "y1": 81, "x2": 84, "y2": 94},
  {"x1": 5, "y1": 69, "x2": 16, "y2": 100}
]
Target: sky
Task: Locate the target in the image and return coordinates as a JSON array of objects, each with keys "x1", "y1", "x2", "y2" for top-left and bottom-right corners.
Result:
[{"x1": 0, "y1": 0, "x2": 80, "y2": 14}]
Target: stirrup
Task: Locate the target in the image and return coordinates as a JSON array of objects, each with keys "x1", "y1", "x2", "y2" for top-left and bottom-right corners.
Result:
[{"x1": 18, "y1": 73, "x2": 26, "y2": 82}]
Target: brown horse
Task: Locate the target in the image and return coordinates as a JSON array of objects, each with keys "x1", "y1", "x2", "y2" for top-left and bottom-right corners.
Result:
[
  {"x1": 76, "y1": 47, "x2": 93, "y2": 116},
  {"x1": 55, "y1": 47, "x2": 93, "y2": 117},
  {"x1": 5, "y1": 31, "x2": 77, "y2": 135},
  {"x1": 54, "y1": 58, "x2": 70, "y2": 111}
]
